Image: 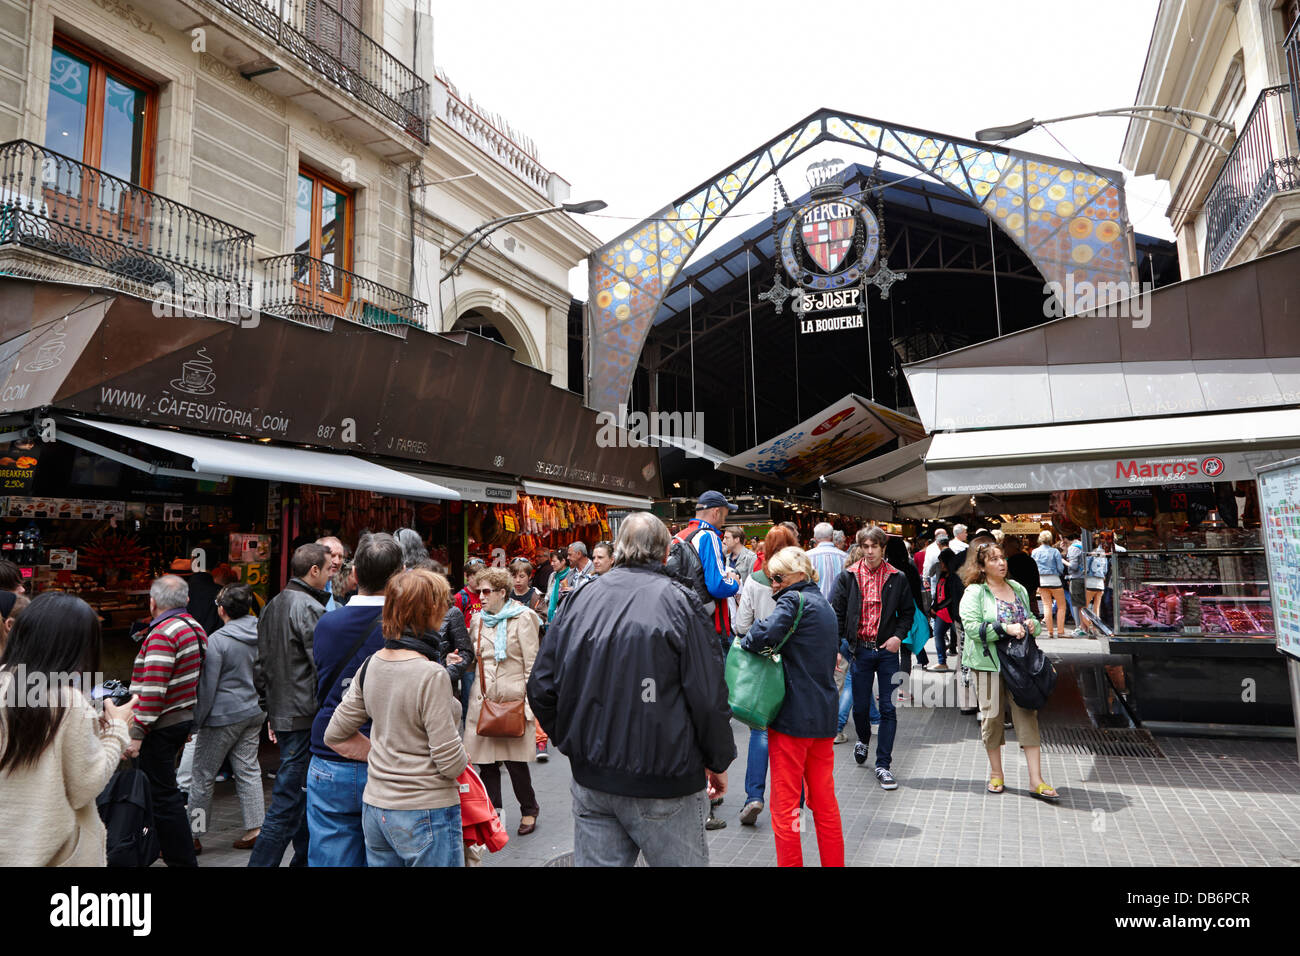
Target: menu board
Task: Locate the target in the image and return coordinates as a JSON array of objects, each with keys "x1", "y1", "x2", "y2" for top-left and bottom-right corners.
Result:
[{"x1": 1257, "y1": 457, "x2": 1300, "y2": 661}]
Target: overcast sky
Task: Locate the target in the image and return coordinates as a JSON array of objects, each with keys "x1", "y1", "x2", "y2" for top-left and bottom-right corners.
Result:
[{"x1": 430, "y1": 0, "x2": 1172, "y2": 293}]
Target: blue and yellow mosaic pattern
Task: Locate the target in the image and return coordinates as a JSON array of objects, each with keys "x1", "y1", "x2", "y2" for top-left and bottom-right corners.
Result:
[{"x1": 587, "y1": 110, "x2": 1133, "y2": 413}]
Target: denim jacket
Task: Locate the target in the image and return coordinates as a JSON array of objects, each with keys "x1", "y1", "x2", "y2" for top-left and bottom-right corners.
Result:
[
  {"x1": 1031, "y1": 545, "x2": 1065, "y2": 579},
  {"x1": 1086, "y1": 553, "x2": 1109, "y2": 580}
]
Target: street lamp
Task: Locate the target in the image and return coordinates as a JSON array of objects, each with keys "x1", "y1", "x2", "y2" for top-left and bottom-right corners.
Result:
[
  {"x1": 975, "y1": 105, "x2": 1234, "y2": 154},
  {"x1": 439, "y1": 200, "x2": 607, "y2": 282}
]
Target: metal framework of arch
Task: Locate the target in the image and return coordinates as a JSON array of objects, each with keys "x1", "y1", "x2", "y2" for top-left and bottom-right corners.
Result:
[
  {"x1": 588, "y1": 107, "x2": 1135, "y2": 412},
  {"x1": 446, "y1": 289, "x2": 544, "y2": 370}
]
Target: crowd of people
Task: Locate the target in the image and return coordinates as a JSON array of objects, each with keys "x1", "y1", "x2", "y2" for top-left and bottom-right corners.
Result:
[{"x1": 0, "y1": 496, "x2": 1097, "y2": 867}]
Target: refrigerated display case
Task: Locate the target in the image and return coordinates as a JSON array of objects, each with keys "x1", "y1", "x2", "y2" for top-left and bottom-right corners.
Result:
[{"x1": 1113, "y1": 541, "x2": 1273, "y2": 642}]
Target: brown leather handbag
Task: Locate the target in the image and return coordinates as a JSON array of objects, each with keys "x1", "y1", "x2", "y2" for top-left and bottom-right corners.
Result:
[{"x1": 474, "y1": 620, "x2": 526, "y2": 738}]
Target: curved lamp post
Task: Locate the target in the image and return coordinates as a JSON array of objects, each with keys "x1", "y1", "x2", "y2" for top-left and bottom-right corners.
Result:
[
  {"x1": 976, "y1": 105, "x2": 1234, "y2": 155},
  {"x1": 439, "y1": 199, "x2": 607, "y2": 282}
]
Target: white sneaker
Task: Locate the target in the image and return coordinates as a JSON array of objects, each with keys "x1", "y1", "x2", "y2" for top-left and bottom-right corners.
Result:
[{"x1": 834, "y1": 730, "x2": 849, "y2": 744}]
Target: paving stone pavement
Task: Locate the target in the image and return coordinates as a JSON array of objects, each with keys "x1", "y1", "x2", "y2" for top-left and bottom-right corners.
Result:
[{"x1": 192, "y1": 675, "x2": 1300, "y2": 867}]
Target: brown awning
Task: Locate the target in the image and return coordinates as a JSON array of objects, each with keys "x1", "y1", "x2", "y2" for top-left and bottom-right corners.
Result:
[{"x1": 0, "y1": 277, "x2": 659, "y2": 497}]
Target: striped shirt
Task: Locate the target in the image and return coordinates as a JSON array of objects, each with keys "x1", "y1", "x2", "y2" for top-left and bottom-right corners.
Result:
[
  {"x1": 128, "y1": 608, "x2": 207, "y2": 739},
  {"x1": 806, "y1": 543, "x2": 847, "y2": 601}
]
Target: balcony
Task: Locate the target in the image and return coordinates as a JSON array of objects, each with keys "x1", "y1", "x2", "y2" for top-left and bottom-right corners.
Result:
[
  {"x1": 212, "y1": 0, "x2": 427, "y2": 144},
  {"x1": 261, "y1": 252, "x2": 426, "y2": 338},
  {"x1": 0, "y1": 139, "x2": 255, "y2": 308},
  {"x1": 1202, "y1": 85, "x2": 1300, "y2": 271}
]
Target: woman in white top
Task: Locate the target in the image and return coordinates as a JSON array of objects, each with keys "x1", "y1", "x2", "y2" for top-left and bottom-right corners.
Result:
[{"x1": 0, "y1": 593, "x2": 136, "y2": 866}]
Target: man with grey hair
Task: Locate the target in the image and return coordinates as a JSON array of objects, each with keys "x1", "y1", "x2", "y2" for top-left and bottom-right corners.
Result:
[
  {"x1": 950, "y1": 524, "x2": 969, "y2": 555},
  {"x1": 806, "y1": 522, "x2": 847, "y2": 601},
  {"x1": 833, "y1": 529, "x2": 847, "y2": 552},
  {"x1": 124, "y1": 573, "x2": 208, "y2": 866},
  {"x1": 317, "y1": 536, "x2": 347, "y2": 611},
  {"x1": 528, "y1": 512, "x2": 735, "y2": 866}
]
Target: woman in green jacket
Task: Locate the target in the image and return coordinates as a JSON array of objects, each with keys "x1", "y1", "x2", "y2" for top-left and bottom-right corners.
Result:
[{"x1": 959, "y1": 542, "x2": 1060, "y2": 801}]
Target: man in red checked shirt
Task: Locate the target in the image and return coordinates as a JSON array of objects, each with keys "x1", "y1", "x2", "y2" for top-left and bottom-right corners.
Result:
[
  {"x1": 828, "y1": 527, "x2": 914, "y2": 792},
  {"x1": 124, "y1": 573, "x2": 208, "y2": 866}
]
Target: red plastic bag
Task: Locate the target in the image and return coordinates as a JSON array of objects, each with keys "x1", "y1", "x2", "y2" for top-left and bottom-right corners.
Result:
[{"x1": 457, "y1": 765, "x2": 509, "y2": 853}]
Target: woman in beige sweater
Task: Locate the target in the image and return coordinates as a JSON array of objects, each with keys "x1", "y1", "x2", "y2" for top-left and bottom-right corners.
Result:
[
  {"x1": 325, "y1": 569, "x2": 469, "y2": 867},
  {"x1": 0, "y1": 593, "x2": 136, "y2": 866}
]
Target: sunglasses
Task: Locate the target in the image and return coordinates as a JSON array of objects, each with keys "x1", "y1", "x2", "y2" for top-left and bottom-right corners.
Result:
[
  {"x1": 475, "y1": 587, "x2": 501, "y2": 596},
  {"x1": 770, "y1": 574, "x2": 785, "y2": 585}
]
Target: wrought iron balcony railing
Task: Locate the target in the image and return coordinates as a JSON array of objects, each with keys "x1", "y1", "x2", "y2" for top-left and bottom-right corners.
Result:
[
  {"x1": 1286, "y1": 18, "x2": 1300, "y2": 147},
  {"x1": 1202, "y1": 85, "x2": 1300, "y2": 272},
  {"x1": 214, "y1": 0, "x2": 428, "y2": 143},
  {"x1": 0, "y1": 139, "x2": 255, "y2": 299},
  {"x1": 261, "y1": 252, "x2": 426, "y2": 338}
]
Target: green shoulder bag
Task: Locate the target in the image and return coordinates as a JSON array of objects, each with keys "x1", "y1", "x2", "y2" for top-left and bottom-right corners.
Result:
[{"x1": 725, "y1": 591, "x2": 806, "y2": 730}]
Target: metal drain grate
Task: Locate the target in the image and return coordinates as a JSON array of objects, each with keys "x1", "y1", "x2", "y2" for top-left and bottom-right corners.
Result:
[{"x1": 1039, "y1": 726, "x2": 1165, "y2": 758}]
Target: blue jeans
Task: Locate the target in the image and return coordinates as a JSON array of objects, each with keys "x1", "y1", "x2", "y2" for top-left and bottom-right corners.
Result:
[
  {"x1": 249, "y1": 728, "x2": 311, "y2": 867},
  {"x1": 570, "y1": 781, "x2": 709, "y2": 867},
  {"x1": 744, "y1": 729, "x2": 768, "y2": 804},
  {"x1": 851, "y1": 645, "x2": 899, "y2": 770},
  {"x1": 361, "y1": 803, "x2": 464, "y2": 868},
  {"x1": 932, "y1": 618, "x2": 950, "y2": 665},
  {"x1": 307, "y1": 756, "x2": 368, "y2": 867},
  {"x1": 838, "y1": 669, "x2": 879, "y2": 730}
]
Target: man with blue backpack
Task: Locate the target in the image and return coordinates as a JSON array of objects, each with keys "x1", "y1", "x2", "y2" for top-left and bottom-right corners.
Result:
[{"x1": 664, "y1": 490, "x2": 740, "y2": 828}]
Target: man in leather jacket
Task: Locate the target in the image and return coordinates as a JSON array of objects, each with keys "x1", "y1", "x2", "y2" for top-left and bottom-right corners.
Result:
[
  {"x1": 528, "y1": 512, "x2": 735, "y2": 866},
  {"x1": 250, "y1": 543, "x2": 330, "y2": 867}
]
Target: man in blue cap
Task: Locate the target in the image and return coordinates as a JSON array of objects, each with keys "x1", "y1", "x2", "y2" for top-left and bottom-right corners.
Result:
[{"x1": 667, "y1": 491, "x2": 742, "y2": 830}]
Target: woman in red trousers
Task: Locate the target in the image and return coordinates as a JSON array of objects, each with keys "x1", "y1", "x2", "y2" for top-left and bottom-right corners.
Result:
[{"x1": 739, "y1": 546, "x2": 844, "y2": 867}]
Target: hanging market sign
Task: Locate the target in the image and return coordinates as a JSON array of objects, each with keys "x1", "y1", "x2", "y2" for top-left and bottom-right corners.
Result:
[{"x1": 759, "y1": 159, "x2": 906, "y2": 333}]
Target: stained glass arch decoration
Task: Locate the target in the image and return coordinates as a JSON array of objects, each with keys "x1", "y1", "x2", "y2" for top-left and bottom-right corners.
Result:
[{"x1": 587, "y1": 107, "x2": 1134, "y2": 412}]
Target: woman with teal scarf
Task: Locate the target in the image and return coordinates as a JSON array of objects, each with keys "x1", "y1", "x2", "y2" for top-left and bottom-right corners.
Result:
[
  {"x1": 463, "y1": 567, "x2": 544, "y2": 835},
  {"x1": 546, "y1": 551, "x2": 570, "y2": 622}
]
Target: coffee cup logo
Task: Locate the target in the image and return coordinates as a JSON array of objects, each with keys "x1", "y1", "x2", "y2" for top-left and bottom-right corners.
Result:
[
  {"x1": 23, "y1": 328, "x2": 68, "y2": 372},
  {"x1": 171, "y1": 347, "x2": 216, "y2": 395}
]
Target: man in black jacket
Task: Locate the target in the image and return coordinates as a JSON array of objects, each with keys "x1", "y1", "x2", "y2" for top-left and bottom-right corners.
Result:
[
  {"x1": 828, "y1": 526, "x2": 914, "y2": 790},
  {"x1": 528, "y1": 512, "x2": 736, "y2": 866}
]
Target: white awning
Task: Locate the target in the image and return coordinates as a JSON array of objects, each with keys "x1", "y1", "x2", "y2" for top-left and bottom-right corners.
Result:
[
  {"x1": 924, "y1": 407, "x2": 1300, "y2": 494},
  {"x1": 64, "y1": 418, "x2": 460, "y2": 501},
  {"x1": 820, "y1": 438, "x2": 971, "y2": 520},
  {"x1": 521, "y1": 480, "x2": 652, "y2": 510}
]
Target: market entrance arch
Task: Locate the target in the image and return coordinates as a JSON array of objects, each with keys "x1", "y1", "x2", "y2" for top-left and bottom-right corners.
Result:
[{"x1": 587, "y1": 107, "x2": 1137, "y2": 412}]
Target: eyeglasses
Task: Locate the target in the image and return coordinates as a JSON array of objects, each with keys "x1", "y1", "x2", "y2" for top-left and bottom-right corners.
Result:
[
  {"x1": 475, "y1": 588, "x2": 500, "y2": 596},
  {"x1": 770, "y1": 574, "x2": 785, "y2": 585}
]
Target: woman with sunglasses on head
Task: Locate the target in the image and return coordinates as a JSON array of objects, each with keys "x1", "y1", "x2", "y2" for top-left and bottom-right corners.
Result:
[
  {"x1": 464, "y1": 567, "x2": 543, "y2": 835},
  {"x1": 959, "y1": 543, "x2": 1059, "y2": 801},
  {"x1": 507, "y1": 557, "x2": 549, "y2": 762},
  {"x1": 731, "y1": 524, "x2": 800, "y2": 828},
  {"x1": 507, "y1": 558, "x2": 546, "y2": 616},
  {"x1": 740, "y1": 546, "x2": 843, "y2": 866}
]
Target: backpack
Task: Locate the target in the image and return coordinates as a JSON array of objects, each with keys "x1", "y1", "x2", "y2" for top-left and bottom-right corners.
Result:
[
  {"x1": 97, "y1": 765, "x2": 160, "y2": 868},
  {"x1": 665, "y1": 525, "x2": 712, "y2": 609}
]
